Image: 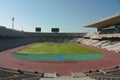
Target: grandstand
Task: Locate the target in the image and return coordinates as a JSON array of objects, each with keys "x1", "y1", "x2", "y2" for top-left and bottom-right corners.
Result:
[
  {"x1": 0, "y1": 67, "x2": 43, "y2": 80},
  {"x1": 0, "y1": 26, "x2": 85, "y2": 51},
  {"x1": 0, "y1": 13, "x2": 120, "y2": 80},
  {"x1": 76, "y1": 13, "x2": 120, "y2": 80},
  {"x1": 0, "y1": 26, "x2": 92, "y2": 80},
  {"x1": 77, "y1": 13, "x2": 120, "y2": 53}
]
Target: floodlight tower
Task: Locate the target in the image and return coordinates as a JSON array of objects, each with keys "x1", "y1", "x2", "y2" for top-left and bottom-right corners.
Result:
[{"x1": 12, "y1": 17, "x2": 15, "y2": 29}]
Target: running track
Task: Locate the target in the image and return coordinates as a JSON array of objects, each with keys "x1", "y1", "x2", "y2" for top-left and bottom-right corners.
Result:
[{"x1": 0, "y1": 43, "x2": 120, "y2": 76}]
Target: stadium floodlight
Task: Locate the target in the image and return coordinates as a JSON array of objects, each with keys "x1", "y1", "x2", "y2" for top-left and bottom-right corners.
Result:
[{"x1": 12, "y1": 17, "x2": 15, "y2": 29}]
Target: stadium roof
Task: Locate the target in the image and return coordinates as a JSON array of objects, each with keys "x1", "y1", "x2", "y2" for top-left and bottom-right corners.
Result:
[{"x1": 85, "y1": 13, "x2": 120, "y2": 28}]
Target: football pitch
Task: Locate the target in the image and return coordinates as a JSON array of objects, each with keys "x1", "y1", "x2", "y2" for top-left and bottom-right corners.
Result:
[{"x1": 12, "y1": 43, "x2": 104, "y2": 61}]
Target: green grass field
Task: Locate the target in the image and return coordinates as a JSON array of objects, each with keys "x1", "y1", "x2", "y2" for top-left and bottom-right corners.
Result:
[
  {"x1": 16, "y1": 43, "x2": 101, "y2": 54},
  {"x1": 13, "y1": 43, "x2": 103, "y2": 61}
]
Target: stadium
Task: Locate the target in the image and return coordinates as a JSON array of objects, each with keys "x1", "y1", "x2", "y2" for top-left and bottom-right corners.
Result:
[{"x1": 0, "y1": 13, "x2": 120, "y2": 80}]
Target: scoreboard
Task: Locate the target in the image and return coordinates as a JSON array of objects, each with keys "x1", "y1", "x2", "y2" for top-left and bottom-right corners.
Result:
[
  {"x1": 35, "y1": 27, "x2": 41, "y2": 32},
  {"x1": 51, "y1": 28, "x2": 59, "y2": 33}
]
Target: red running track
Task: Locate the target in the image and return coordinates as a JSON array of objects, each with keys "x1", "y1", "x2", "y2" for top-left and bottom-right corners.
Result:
[{"x1": 0, "y1": 43, "x2": 120, "y2": 76}]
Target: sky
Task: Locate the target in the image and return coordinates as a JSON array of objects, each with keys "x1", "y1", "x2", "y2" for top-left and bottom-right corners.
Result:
[{"x1": 0, "y1": 0, "x2": 120, "y2": 32}]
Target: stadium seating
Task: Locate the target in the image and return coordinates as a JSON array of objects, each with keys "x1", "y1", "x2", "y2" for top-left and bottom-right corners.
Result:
[
  {"x1": 0, "y1": 67, "x2": 43, "y2": 80},
  {"x1": 0, "y1": 26, "x2": 88, "y2": 80},
  {"x1": 85, "y1": 66, "x2": 120, "y2": 80},
  {"x1": 78, "y1": 32, "x2": 120, "y2": 53},
  {"x1": 1, "y1": 25, "x2": 120, "y2": 80},
  {"x1": 0, "y1": 26, "x2": 86, "y2": 51},
  {"x1": 0, "y1": 38, "x2": 34, "y2": 51}
]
